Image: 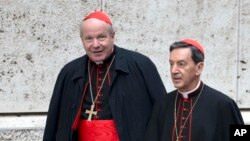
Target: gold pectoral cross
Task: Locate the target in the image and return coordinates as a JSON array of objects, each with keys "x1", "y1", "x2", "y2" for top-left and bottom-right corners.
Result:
[{"x1": 85, "y1": 104, "x2": 97, "y2": 121}]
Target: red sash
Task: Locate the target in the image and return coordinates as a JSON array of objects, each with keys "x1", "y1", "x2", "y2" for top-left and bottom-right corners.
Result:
[{"x1": 78, "y1": 120, "x2": 119, "y2": 141}]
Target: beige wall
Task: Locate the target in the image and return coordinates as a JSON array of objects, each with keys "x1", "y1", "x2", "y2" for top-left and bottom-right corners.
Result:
[{"x1": 0, "y1": 0, "x2": 249, "y2": 140}]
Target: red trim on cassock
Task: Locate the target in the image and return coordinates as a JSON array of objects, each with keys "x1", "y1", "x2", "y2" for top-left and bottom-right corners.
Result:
[
  {"x1": 72, "y1": 81, "x2": 89, "y2": 130},
  {"x1": 78, "y1": 120, "x2": 119, "y2": 141}
]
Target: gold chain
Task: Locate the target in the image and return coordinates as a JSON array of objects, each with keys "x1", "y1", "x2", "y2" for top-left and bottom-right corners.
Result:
[
  {"x1": 174, "y1": 83, "x2": 204, "y2": 141},
  {"x1": 88, "y1": 55, "x2": 115, "y2": 107}
]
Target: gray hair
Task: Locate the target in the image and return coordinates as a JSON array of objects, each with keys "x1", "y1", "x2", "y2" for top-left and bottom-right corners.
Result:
[{"x1": 79, "y1": 21, "x2": 115, "y2": 38}]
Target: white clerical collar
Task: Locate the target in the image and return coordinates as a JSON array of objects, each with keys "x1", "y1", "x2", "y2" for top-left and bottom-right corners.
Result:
[
  {"x1": 94, "y1": 61, "x2": 103, "y2": 65},
  {"x1": 178, "y1": 81, "x2": 201, "y2": 98},
  {"x1": 93, "y1": 48, "x2": 114, "y2": 65}
]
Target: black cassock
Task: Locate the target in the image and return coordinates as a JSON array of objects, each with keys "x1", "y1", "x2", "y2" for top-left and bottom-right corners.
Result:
[
  {"x1": 145, "y1": 81, "x2": 244, "y2": 141},
  {"x1": 43, "y1": 46, "x2": 167, "y2": 141}
]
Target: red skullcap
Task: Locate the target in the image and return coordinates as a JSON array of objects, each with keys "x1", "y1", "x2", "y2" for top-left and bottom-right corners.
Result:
[
  {"x1": 181, "y1": 39, "x2": 205, "y2": 57},
  {"x1": 83, "y1": 10, "x2": 112, "y2": 25}
]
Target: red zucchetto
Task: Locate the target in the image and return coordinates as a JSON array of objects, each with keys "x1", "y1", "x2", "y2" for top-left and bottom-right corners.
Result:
[
  {"x1": 181, "y1": 39, "x2": 205, "y2": 57},
  {"x1": 83, "y1": 10, "x2": 112, "y2": 25}
]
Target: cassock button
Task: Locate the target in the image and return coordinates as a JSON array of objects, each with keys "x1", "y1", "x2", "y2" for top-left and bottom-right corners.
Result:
[
  {"x1": 180, "y1": 126, "x2": 186, "y2": 129},
  {"x1": 98, "y1": 71, "x2": 104, "y2": 73},
  {"x1": 96, "y1": 100, "x2": 102, "y2": 104}
]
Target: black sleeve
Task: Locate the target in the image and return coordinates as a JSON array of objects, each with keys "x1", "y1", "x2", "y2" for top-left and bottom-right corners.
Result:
[
  {"x1": 144, "y1": 97, "x2": 164, "y2": 141},
  {"x1": 216, "y1": 98, "x2": 244, "y2": 141},
  {"x1": 43, "y1": 69, "x2": 68, "y2": 141}
]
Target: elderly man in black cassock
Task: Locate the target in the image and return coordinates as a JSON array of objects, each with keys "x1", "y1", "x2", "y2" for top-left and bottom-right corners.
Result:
[
  {"x1": 43, "y1": 10, "x2": 167, "y2": 141},
  {"x1": 145, "y1": 39, "x2": 244, "y2": 141}
]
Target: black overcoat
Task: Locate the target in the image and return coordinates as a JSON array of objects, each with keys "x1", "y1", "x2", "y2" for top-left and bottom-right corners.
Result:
[
  {"x1": 145, "y1": 83, "x2": 244, "y2": 141},
  {"x1": 43, "y1": 46, "x2": 167, "y2": 141}
]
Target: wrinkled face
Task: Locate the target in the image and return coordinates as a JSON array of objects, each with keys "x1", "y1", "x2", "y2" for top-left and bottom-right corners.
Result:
[
  {"x1": 80, "y1": 18, "x2": 115, "y2": 63},
  {"x1": 169, "y1": 48, "x2": 203, "y2": 92}
]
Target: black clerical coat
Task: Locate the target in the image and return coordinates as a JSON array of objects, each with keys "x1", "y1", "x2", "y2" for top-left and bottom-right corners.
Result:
[
  {"x1": 145, "y1": 82, "x2": 244, "y2": 141},
  {"x1": 43, "y1": 45, "x2": 166, "y2": 141}
]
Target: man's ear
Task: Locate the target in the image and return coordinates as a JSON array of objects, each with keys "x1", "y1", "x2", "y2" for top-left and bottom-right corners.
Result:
[
  {"x1": 111, "y1": 32, "x2": 115, "y2": 39},
  {"x1": 196, "y1": 62, "x2": 204, "y2": 76}
]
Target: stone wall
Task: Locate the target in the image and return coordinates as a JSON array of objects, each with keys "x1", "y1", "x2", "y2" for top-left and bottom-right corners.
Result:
[{"x1": 0, "y1": 0, "x2": 250, "y2": 140}]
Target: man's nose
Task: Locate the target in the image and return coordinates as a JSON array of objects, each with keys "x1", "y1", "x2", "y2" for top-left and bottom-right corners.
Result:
[
  {"x1": 171, "y1": 64, "x2": 179, "y2": 73},
  {"x1": 92, "y1": 38, "x2": 100, "y2": 47}
]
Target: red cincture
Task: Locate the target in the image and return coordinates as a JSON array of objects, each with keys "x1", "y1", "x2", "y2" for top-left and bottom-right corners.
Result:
[{"x1": 78, "y1": 120, "x2": 119, "y2": 141}]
